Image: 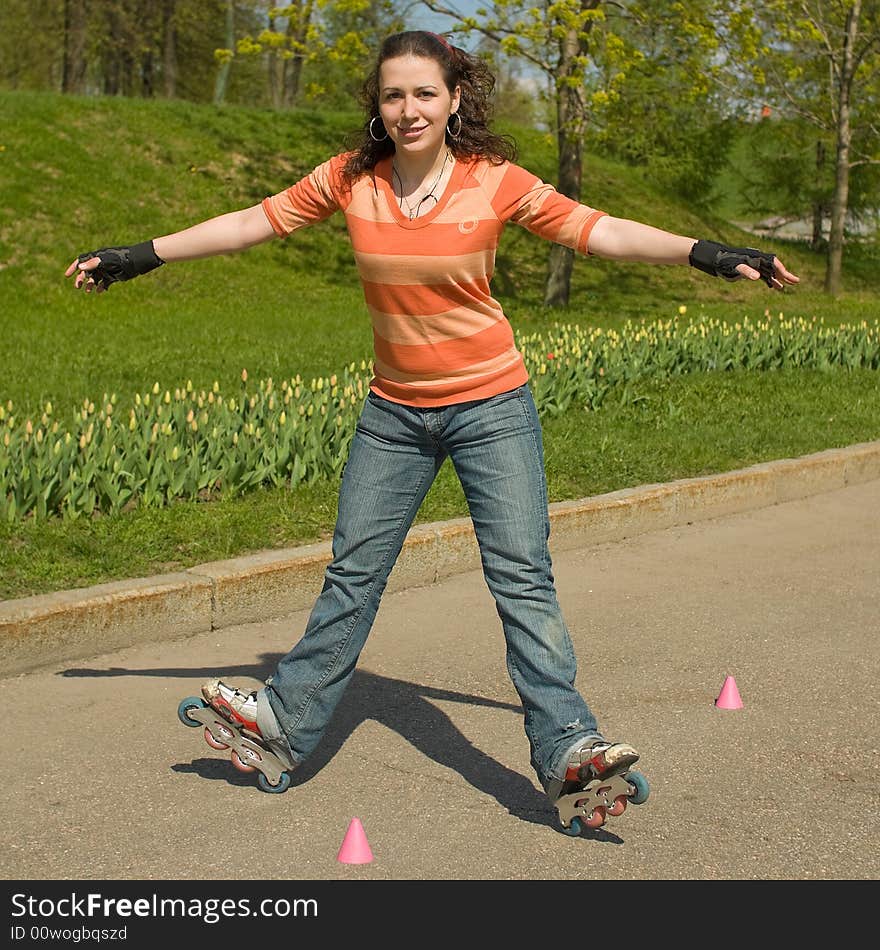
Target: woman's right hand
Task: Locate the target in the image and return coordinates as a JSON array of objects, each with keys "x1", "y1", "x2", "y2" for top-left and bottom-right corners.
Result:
[
  {"x1": 65, "y1": 254, "x2": 105, "y2": 293},
  {"x1": 64, "y1": 242, "x2": 165, "y2": 293}
]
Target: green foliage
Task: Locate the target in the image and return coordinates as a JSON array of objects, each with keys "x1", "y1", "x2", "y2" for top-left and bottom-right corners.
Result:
[
  {"x1": 216, "y1": 0, "x2": 405, "y2": 107},
  {"x1": 0, "y1": 0, "x2": 404, "y2": 109},
  {"x1": 426, "y1": 0, "x2": 747, "y2": 281},
  {"x1": 0, "y1": 89, "x2": 878, "y2": 595},
  {"x1": 0, "y1": 0, "x2": 64, "y2": 91},
  {"x1": 0, "y1": 367, "x2": 365, "y2": 521},
  {"x1": 590, "y1": 81, "x2": 736, "y2": 209},
  {"x1": 524, "y1": 314, "x2": 880, "y2": 416},
  {"x1": 714, "y1": 0, "x2": 880, "y2": 148},
  {"x1": 3, "y1": 365, "x2": 879, "y2": 599},
  {"x1": 731, "y1": 117, "x2": 832, "y2": 222},
  {"x1": 0, "y1": 0, "x2": 247, "y2": 100},
  {"x1": 712, "y1": 0, "x2": 880, "y2": 291},
  {"x1": 302, "y1": 0, "x2": 405, "y2": 106},
  {"x1": 585, "y1": 1, "x2": 735, "y2": 207},
  {"x1": 2, "y1": 316, "x2": 877, "y2": 522}
]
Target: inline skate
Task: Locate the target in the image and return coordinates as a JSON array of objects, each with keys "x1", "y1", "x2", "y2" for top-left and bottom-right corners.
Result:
[
  {"x1": 547, "y1": 740, "x2": 649, "y2": 834},
  {"x1": 177, "y1": 680, "x2": 293, "y2": 794}
]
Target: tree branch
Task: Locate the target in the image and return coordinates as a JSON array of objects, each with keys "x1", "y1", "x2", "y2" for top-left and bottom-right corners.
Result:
[
  {"x1": 420, "y1": 1, "x2": 554, "y2": 74},
  {"x1": 851, "y1": 21, "x2": 880, "y2": 71},
  {"x1": 800, "y1": 0, "x2": 836, "y2": 66}
]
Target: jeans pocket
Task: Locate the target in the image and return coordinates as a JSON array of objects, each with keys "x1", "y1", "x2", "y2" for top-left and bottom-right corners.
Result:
[{"x1": 483, "y1": 384, "x2": 527, "y2": 410}]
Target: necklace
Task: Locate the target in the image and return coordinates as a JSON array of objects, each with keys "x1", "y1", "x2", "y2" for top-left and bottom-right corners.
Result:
[{"x1": 392, "y1": 149, "x2": 452, "y2": 220}]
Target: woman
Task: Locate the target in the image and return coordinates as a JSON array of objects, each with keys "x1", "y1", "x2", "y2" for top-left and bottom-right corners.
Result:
[{"x1": 67, "y1": 30, "x2": 798, "y2": 831}]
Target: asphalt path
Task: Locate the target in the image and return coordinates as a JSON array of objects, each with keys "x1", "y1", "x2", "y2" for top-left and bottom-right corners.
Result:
[{"x1": 2, "y1": 479, "x2": 878, "y2": 885}]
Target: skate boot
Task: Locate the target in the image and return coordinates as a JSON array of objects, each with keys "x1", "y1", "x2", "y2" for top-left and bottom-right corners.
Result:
[
  {"x1": 545, "y1": 739, "x2": 649, "y2": 834},
  {"x1": 177, "y1": 679, "x2": 294, "y2": 793}
]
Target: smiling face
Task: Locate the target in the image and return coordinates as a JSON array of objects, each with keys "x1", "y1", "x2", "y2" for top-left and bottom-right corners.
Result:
[{"x1": 377, "y1": 54, "x2": 460, "y2": 163}]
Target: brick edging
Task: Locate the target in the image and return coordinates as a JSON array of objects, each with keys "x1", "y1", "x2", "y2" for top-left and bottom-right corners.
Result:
[{"x1": 2, "y1": 440, "x2": 878, "y2": 675}]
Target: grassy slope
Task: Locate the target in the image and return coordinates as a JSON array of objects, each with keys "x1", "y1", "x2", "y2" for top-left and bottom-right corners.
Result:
[
  {"x1": 2, "y1": 89, "x2": 876, "y2": 414},
  {"x1": 0, "y1": 90, "x2": 878, "y2": 599},
  {"x1": 0, "y1": 92, "x2": 373, "y2": 412}
]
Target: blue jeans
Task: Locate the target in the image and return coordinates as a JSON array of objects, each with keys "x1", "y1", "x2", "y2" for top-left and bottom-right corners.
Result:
[{"x1": 260, "y1": 384, "x2": 602, "y2": 788}]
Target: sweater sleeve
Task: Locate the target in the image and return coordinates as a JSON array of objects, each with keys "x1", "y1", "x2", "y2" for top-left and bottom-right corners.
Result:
[
  {"x1": 261, "y1": 154, "x2": 350, "y2": 237},
  {"x1": 489, "y1": 162, "x2": 607, "y2": 256}
]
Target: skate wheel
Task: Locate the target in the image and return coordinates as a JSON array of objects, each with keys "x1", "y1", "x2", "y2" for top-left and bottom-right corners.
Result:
[
  {"x1": 258, "y1": 772, "x2": 292, "y2": 794},
  {"x1": 204, "y1": 726, "x2": 230, "y2": 751},
  {"x1": 585, "y1": 805, "x2": 606, "y2": 829},
  {"x1": 178, "y1": 696, "x2": 207, "y2": 727},
  {"x1": 608, "y1": 795, "x2": 628, "y2": 817},
  {"x1": 626, "y1": 771, "x2": 650, "y2": 805},
  {"x1": 561, "y1": 817, "x2": 583, "y2": 837},
  {"x1": 231, "y1": 750, "x2": 257, "y2": 773}
]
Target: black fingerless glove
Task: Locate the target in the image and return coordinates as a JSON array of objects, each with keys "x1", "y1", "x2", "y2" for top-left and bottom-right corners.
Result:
[
  {"x1": 689, "y1": 239, "x2": 776, "y2": 288},
  {"x1": 77, "y1": 241, "x2": 165, "y2": 288}
]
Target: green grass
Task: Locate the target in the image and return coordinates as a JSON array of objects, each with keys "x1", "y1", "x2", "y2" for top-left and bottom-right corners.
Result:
[
  {"x1": 1, "y1": 90, "x2": 878, "y2": 599},
  {"x1": 541, "y1": 368, "x2": 880, "y2": 500},
  {"x1": 2, "y1": 367, "x2": 877, "y2": 601},
  {"x1": 1, "y1": 90, "x2": 876, "y2": 412}
]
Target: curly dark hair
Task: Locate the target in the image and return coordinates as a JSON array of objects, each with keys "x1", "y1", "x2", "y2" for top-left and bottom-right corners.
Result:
[{"x1": 341, "y1": 30, "x2": 517, "y2": 186}]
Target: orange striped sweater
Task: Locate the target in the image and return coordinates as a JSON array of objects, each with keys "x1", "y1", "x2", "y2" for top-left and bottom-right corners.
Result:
[{"x1": 262, "y1": 153, "x2": 606, "y2": 407}]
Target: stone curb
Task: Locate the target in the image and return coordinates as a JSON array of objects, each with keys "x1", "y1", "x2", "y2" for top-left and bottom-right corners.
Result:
[{"x1": 2, "y1": 440, "x2": 878, "y2": 675}]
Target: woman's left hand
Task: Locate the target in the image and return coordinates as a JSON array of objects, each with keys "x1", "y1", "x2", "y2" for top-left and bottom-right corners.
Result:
[{"x1": 735, "y1": 254, "x2": 799, "y2": 290}]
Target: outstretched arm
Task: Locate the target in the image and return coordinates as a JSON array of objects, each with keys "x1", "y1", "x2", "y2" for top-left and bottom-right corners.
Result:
[
  {"x1": 587, "y1": 215, "x2": 800, "y2": 290},
  {"x1": 65, "y1": 203, "x2": 277, "y2": 293},
  {"x1": 152, "y1": 204, "x2": 277, "y2": 262}
]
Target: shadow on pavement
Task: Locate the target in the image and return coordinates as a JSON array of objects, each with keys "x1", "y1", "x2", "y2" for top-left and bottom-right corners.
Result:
[{"x1": 61, "y1": 659, "x2": 623, "y2": 842}]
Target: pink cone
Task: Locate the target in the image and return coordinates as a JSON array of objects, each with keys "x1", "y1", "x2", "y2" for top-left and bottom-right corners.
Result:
[
  {"x1": 715, "y1": 675, "x2": 743, "y2": 709},
  {"x1": 337, "y1": 818, "x2": 374, "y2": 864}
]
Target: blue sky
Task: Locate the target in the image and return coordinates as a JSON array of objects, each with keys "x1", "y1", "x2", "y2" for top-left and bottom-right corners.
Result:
[{"x1": 406, "y1": 1, "x2": 485, "y2": 42}]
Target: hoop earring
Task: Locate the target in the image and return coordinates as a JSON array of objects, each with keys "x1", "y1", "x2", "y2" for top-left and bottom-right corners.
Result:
[
  {"x1": 369, "y1": 116, "x2": 389, "y2": 142},
  {"x1": 446, "y1": 112, "x2": 462, "y2": 139}
]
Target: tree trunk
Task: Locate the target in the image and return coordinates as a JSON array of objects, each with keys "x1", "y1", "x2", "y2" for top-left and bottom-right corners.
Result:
[
  {"x1": 122, "y1": 47, "x2": 135, "y2": 96},
  {"x1": 162, "y1": 0, "x2": 178, "y2": 98},
  {"x1": 811, "y1": 140, "x2": 825, "y2": 249},
  {"x1": 214, "y1": 0, "x2": 235, "y2": 106},
  {"x1": 142, "y1": 49, "x2": 155, "y2": 97},
  {"x1": 824, "y1": 0, "x2": 859, "y2": 296},
  {"x1": 544, "y1": 115, "x2": 581, "y2": 306},
  {"x1": 267, "y1": 13, "x2": 281, "y2": 108},
  {"x1": 811, "y1": 203, "x2": 825, "y2": 249},
  {"x1": 543, "y1": 29, "x2": 583, "y2": 308},
  {"x1": 101, "y1": 2, "x2": 121, "y2": 95},
  {"x1": 543, "y1": 11, "x2": 593, "y2": 308},
  {"x1": 283, "y1": 1, "x2": 314, "y2": 108},
  {"x1": 61, "y1": 0, "x2": 89, "y2": 93}
]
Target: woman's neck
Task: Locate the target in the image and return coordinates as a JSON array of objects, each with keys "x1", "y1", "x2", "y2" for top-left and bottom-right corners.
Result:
[
  {"x1": 391, "y1": 146, "x2": 455, "y2": 220},
  {"x1": 392, "y1": 146, "x2": 451, "y2": 193}
]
